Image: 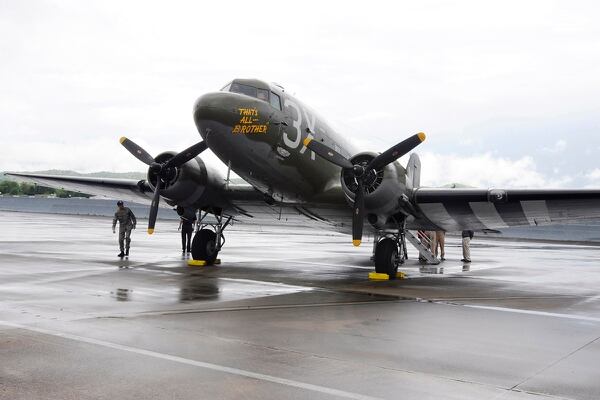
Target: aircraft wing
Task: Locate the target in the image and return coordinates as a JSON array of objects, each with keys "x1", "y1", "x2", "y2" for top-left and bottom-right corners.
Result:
[
  {"x1": 410, "y1": 187, "x2": 600, "y2": 231},
  {"x1": 5, "y1": 172, "x2": 354, "y2": 231},
  {"x1": 5, "y1": 172, "x2": 154, "y2": 205}
]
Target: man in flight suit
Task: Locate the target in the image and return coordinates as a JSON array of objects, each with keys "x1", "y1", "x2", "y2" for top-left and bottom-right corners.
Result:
[{"x1": 112, "y1": 200, "x2": 137, "y2": 258}]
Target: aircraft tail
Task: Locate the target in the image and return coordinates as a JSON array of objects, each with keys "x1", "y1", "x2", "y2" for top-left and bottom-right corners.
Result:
[{"x1": 406, "y1": 153, "x2": 421, "y2": 190}]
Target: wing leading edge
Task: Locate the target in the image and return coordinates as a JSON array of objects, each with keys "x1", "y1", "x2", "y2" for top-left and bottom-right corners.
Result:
[
  {"x1": 411, "y1": 188, "x2": 600, "y2": 231},
  {"x1": 5, "y1": 172, "x2": 154, "y2": 206}
]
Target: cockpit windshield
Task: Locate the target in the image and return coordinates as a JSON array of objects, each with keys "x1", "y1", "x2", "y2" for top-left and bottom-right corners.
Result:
[{"x1": 222, "y1": 81, "x2": 281, "y2": 110}]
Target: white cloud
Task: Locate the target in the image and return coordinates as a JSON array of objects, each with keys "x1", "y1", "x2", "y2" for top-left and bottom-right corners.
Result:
[
  {"x1": 0, "y1": 0, "x2": 599, "y2": 191},
  {"x1": 418, "y1": 152, "x2": 571, "y2": 188},
  {"x1": 586, "y1": 168, "x2": 600, "y2": 181},
  {"x1": 542, "y1": 139, "x2": 567, "y2": 153}
]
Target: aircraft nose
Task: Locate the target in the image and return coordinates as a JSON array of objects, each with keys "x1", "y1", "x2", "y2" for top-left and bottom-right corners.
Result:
[{"x1": 193, "y1": 92, "x2": 239, "y2": 138}]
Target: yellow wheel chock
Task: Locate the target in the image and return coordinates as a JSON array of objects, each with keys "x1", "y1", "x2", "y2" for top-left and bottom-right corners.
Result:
[
  {"x1": 187, "y1": 259, "x2": 221, "y2": 267},
  {"x1": 368, "y1": 271, "x2": 407, "y2": 281}
]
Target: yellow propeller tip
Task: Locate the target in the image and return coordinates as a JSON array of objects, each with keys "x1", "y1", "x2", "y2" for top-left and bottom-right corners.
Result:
[
  {"x1": 119, "y1": 136, "x2": 127, "y2": 144},
  {"x1": 417, "y1": 132, "x2": 426, "y2": 142},
  {"x1": 352, "y1": 240, "x2": 361, "y2": 247},
  {"x1": 147, "y1": 228, "x2": 154, "y2": 235},
  {"x1": 303, "y1": 137, "x2": 312, "y2": 147}
]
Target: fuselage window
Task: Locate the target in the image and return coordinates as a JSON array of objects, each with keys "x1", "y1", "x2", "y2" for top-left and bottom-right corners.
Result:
[{"x1": 270, "y1": 92, "x2": 281, "y2": 110}]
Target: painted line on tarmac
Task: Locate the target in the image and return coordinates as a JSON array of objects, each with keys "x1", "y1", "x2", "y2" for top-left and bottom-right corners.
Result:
[
  {"x1": 463, "y1": 305, "x2": 600, "y2": 323},
  {"x1": 0, "y1": 320, "x2": 383, "y2": 400}
]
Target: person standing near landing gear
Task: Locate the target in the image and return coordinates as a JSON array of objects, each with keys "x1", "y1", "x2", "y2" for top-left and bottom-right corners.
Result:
[
  {"x1": 433, "y1": 230, "x2": 446, "y2": 261},
  {"x1": 178, "y1": 214, "x2": 197, "y2": 253},
  {"x1": 112, "y1": 200, "x2": 137, "y2": 258},
  {"x1": 461, "y1": 230, "x2": 474, "y2": 263}
]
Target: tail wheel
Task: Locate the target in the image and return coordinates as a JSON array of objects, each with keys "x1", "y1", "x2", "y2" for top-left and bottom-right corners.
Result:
[
  {"x1": 374, "y1": 238, "x2": 399, "y2": 277},
  {"x1": 191, "y1": 229, "x2": 219, "y2": 264}
]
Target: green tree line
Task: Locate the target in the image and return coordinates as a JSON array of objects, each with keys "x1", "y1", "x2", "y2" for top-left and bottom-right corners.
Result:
[{"x1": 0, "y1": 181, "x2": 88, "y2": 198}]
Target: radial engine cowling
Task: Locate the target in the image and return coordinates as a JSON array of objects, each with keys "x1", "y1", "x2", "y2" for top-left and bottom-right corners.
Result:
[
  {"x1": 146, "y1": 151, "x2": 223, "y2": 207},
  {"x1": 340, "y1": 152, "x2": 409, "y2": 228}
]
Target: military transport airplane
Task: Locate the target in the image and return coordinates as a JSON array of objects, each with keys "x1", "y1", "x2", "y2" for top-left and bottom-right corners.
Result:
[{"x1": 9, "y1": 78, "x2": 600, "y2": 277}]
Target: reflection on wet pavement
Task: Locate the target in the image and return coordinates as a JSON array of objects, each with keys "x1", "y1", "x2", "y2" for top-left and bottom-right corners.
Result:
[{"x1": 1, "y1": 211, "x2": 600, "y2": 400}]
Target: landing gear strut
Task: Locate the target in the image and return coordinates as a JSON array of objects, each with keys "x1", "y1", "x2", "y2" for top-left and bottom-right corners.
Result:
[
  {"x1": 373, "y1": 219, "x2": 408, "y2": 278},
  {"x1": 191, "y1": 209, "x2": 232, "y2": 264}
]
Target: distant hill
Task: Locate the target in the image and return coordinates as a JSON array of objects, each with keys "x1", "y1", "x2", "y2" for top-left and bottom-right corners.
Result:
[{"x1": 1, "y1": 170, "x2": 147, "y2": 180}]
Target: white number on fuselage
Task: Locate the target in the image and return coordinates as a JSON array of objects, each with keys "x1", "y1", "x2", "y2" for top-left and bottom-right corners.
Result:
[{"x1": 282, "y1": 99, "x2": 315, "y2": 160}]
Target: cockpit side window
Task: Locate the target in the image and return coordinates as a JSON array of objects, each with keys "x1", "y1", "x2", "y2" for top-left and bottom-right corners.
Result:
[
  {"x1": 270, "y1": 92, "x2": 281, "y2": 110},
  {"x1": 220, "y1": 82, "x2": 232, "y2": 91},
  {"x1": 257, "y1": 89, "x2": 269, "y2": 101}
]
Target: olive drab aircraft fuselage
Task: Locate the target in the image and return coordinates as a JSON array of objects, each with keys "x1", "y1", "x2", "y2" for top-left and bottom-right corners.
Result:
[
  {"x1": 10, "y1": 78, "x2": 600, "y2": 277},
  {"x1": 193, "y1": 79, "x2": 358, "y2": 203}
]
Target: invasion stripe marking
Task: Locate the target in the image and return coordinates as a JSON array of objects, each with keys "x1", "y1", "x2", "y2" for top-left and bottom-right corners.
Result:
[
  {"x1": 520, "y1": 200, "x2": 551, "y2": 225},
  {"x1": 442, "y1": 202, "x2": 486, "y2": 230},
  {"x1": 417, "y1": 203, "x2": 459, "y2": 231},
  {"x1": 469, "y1": 202, "x2": 509, "y2": 229},
  {"x1": 494, "y1": 202, "x2": 530, "y2": 226}
]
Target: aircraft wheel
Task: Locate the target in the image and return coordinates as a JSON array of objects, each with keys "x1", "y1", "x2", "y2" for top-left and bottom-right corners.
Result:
[
  {"x1": 191, "y1": 229, "x2": 219, "y2": 264},
  {"x1": 374, "y1": 238, "x2": 399, "y2": 278}
]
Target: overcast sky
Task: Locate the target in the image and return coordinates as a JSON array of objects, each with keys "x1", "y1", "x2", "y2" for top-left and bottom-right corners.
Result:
[{"x1": 1, "y1": 0, "x2": 599, "y2": 188}]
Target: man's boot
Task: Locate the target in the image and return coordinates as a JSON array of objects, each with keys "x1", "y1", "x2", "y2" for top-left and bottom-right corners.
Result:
[
  {"x1": 118, "y1": 251, "x2": 124, "y2": 258},
  {"x1": 125, "y1": 247, "x2": 129, "y2": 256}
]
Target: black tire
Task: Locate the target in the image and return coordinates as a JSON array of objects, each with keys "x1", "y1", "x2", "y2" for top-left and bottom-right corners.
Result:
[
  {"x1": 191, "y1": 229, "x2": 219, "y2": 264},
  {"x1": 374, "y1": 238, "x2": 399, "y2": 278}
]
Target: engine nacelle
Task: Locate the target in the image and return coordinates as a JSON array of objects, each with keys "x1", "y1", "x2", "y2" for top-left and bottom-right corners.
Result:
[
  {"x1": 340, "y1": 152, "x2": 409, "y2": 228},
  {"x1": 147, "y1": 151, "x2": 224, "y2": 208}
]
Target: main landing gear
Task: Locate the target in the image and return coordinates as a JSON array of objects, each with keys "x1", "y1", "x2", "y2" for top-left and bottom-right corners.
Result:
[
  {"x1": 373, "y1": 230, "x2": 408, "y2": 278},
  {"x1": 371, "y1": 216, "x2": 409, "y2": 278},
  {"x1": 191, "y1": 210, "x2": 232, "y2": 264}
]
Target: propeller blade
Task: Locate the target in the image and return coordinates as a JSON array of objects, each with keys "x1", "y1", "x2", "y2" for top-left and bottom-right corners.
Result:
[
  {"x1": 164, "y1": 141, "x2": 208, "y2": 169},
  {"x1": 119, "y1": 137, "x2": 155, "y2": 166},
  {"x1": 303, "y1": 138, "x2": 354, "y2": 169},
  {"x1": 352, "y1": 181, "x2": 365, "y2": 246},
  {"x1": 367, "y1": 133, "x2": 426, "y2": 171},
  {"x1": 147, "y1": 184, "x2": 161, "y2": 235}
]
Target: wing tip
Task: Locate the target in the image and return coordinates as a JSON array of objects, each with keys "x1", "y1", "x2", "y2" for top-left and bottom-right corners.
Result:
[
  {"x1": 119, "y1": 136, "x2": 127, "y2": 144},
  {"x1": 352, "y1": 239, "x2": 361, "y2": 247},
  {"x1": 417, "y1": 132, "x2": 426, "y2": 142}
]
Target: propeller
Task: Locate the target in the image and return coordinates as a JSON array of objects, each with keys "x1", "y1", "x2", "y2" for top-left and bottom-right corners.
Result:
[
  {"x1": 304, "y1": 132, "x2": 426, "y2": 246},
  {"x1": 119, "y1": 137, "x2": 208, "y2": 234}
]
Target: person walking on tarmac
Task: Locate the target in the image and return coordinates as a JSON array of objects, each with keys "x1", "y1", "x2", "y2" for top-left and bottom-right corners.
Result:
[
  {"x1": 461, "y1": 230, "x2": 474, "y2": 263},
  {"x1": 178, "y1": 214, "x2": 197, "y2": 253},
  {"x1": 112, "y1": 200, "x2": 137, "y2": 258}
]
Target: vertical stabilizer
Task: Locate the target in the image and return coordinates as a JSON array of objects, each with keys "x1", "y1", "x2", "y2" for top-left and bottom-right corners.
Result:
[{"x1": 406, "y1": 153, "x2": 421, "y2": 190}]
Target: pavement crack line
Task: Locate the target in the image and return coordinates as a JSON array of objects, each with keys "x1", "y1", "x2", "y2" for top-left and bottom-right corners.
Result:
[
  {"x1": 0, "y1": 320, "x2": 382, "y2": 400},
  {"x1": 510, "y1": 334, "x2": 600, "y2": 391},
  {"x1": 93, "y1": 299, "x2": 404, "y2": 319}
]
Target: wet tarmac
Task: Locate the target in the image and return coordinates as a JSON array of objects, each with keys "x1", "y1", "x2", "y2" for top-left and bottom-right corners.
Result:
[{"x1": 1, "y1": 211, "x2": 600, "y2": 399}]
